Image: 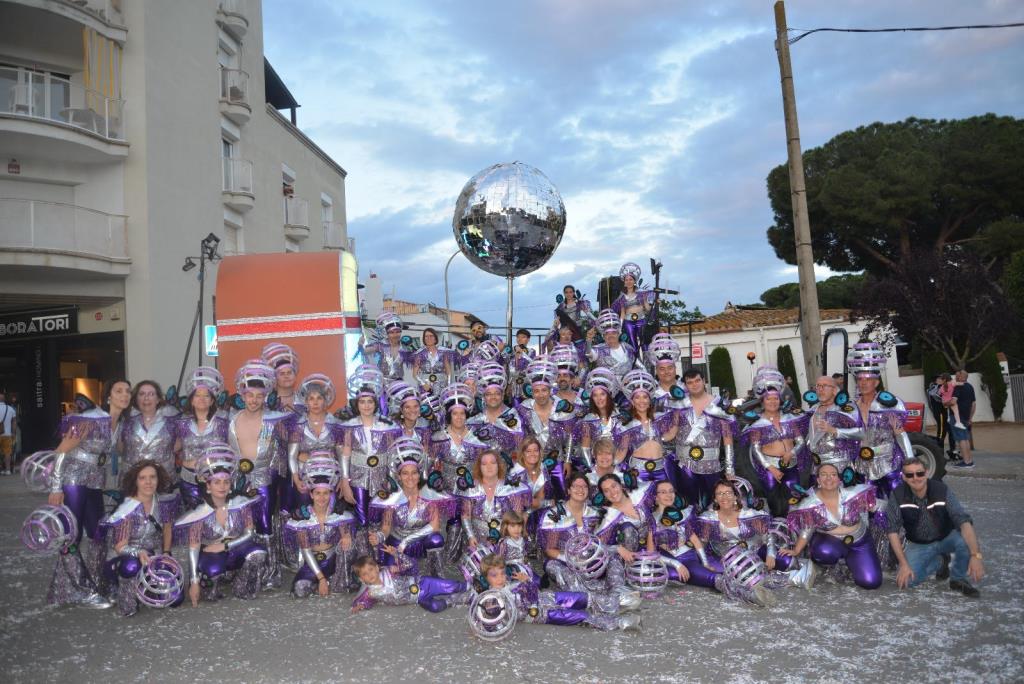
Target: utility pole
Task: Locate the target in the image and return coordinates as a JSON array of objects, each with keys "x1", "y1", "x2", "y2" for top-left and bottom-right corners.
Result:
[{"x1": 774, "y1": 0, "x2": 822, "y2": 384}]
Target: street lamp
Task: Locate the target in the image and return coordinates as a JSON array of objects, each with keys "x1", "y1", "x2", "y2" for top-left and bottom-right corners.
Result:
[
  {"x1": 176, "y1": 234, "x2": 222, "y2": 391},
  {"x1": 443, "y1": 250, "x2": 461, "y2": 346}
]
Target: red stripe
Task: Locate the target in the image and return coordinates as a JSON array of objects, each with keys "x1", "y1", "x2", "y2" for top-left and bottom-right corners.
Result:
[{"x1": 219, "y1": 316, "x2": 358, "y2": 337}]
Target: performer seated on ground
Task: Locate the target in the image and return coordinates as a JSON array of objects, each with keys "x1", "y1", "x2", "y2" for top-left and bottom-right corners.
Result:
[{"x1": 350, "y1": 555, "x2": 470, "y2": 613}]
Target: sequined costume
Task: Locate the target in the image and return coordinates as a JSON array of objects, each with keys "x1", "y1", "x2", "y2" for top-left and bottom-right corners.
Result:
[
  {"x1": 742, "y1": 411, "x2": 810, "y2": 496},
  {"x1": 786, "y1": 484, "x2": 882, "y2": 589},
  {"x1": 286, "y1": 413, "x2": 344, "y2": 511},
  {"x1": 351, "y1": 566, "x2": 470, "y2": 613},
  {"x1": 101, "y1": 497, "x2": 179, "y2": 615},
  {"x1": 586, "y1": 341, "x2": 637, "y2": 385},
  {"x1": 47, "y1": 407, "x2": 122, "y2": 607},
  {"x1": 613, "y1": 412, "x2": 680, "y2": 485},
  {"x1": 506, "y1": 345, "x2": 536, "y2": 406},
  {"x1": 175, "y1": 413, "x2": 230, "y2": 510},
  {"x1": 845, "y1": 396, "x2": 912, "y2": 498},
  {"x1": 673, "y1": 395, "x2": 736, "y2": 508},
  {"x1": 467, "y1": 408, "x2": 524, "y2": 457},
  {"x1": 546, "y1": 295, "x2": 597, "y2": 349},
  {"x1": 121, "y1": 409, "x2": 182, "y2": 519},
  {"x1": 593, "y1": 483, "x2": 656, "y2": 552},
  {"x1": 370, "y1": 487, "x2": 457, "y2": 577},
  {"x1": 412, "y1": 346, "x2": 457, "y2": 395},
  {"x1": 652, "y1": 502, "x2": 723, "y2": 590},
  {"x1": 611, "y1": 289, "x2": 655, "y2": 354},
  {"x1": 283, "y1": 508, "x2": 357, "y2": 597},
  {"x1": 339, "y1": 416, "x2": 402, "y2": 526},
  {"x1": 173, "y1": 494, "x2": 268, "y2": 601},
  {"x1": 516, "y1": 398, "x2": 575, "y2": 500},
  {"x1": 492, "y1": 580, "x2": 634, "y2": 631},
  {"x1": 458, "y1": 482, "x2": 532, "y2": 549},
  {"x1": 805, "y1": 403, "x2": 860, "y2": 481},
  {"x1": 227, "y1": 409, "x2": 292, "y2": 531}
]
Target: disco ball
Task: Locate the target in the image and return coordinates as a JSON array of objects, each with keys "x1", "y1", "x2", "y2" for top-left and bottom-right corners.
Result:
[{"x1": 452, "y1": 161, "x2": 566, "y2": 278}]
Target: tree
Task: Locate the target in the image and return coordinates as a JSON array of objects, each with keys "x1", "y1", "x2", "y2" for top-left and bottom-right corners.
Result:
[
  {"x1": 708, "y1": 347, "x2": 736, "y2": 398},
  {"x1": 856, "y1": 248, "x2": 1019, "y2": 369},
  {"x1": 657, "y1": 298, "x2": 703, "y2": 328},
  {"x1": 775, "y1": 344, "x2": 801, "y2": 400},
  {"x1": 759, "y1": 274, "x2": 866, "y2": 309},
  {"x1": 766, "y1": 115, "x2": 1024, "y2": 277},
  {"x1": 973, "y1": 346, "x2": 1007, "y2": 421}
]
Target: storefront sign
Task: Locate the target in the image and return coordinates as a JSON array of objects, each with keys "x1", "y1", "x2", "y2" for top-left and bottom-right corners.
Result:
[{"x1": 0, "y1": 307, "x2": 78, "y2": 340}]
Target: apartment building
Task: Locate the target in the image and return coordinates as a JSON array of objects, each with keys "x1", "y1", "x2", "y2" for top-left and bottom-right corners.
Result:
[{"x1": 0, "y1": 0, "x2": 350, "y2": 450}]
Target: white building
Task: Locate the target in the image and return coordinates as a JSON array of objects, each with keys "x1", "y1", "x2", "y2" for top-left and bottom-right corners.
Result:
[
  {"x1": 668, "y1": 304, "x2": 1013, "y2": 425},
  {"x1": 0, "y1": 0, "x2": 349, "y2": 450}
]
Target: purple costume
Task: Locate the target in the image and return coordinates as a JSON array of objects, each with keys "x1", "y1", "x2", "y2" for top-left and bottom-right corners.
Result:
[
  {"x1": 174, "y1": 494, "x2": 268, "y2": 601},
  {"x1": 742, "y1": 411, "x2": 811, "y2": 495},
  {"x1": 283, "y1": 508, "x2": 357, "y2": 597},
  {"x1": 673, "y1": 396, "x2": 737, "y2": 508},
  {"x1": 47, "y1": 407, "x2": 122, "y2": 607},
  {"x1": 611, "y1": 288, "x2": 655, "y2": 354},
  {"x1": 516, "y1": 399, "x2": 576, "y2": 500},
  {"x1": 491, "y1": 580, "x2": 634, "y2": 631},
  {"x1": 101, "y1": 496, "x2": 179, "y2": 615},
  {"x1": 787, "y1": 484, "x2": 883, "y2": 589},
  {"x1": 175, "y1": 413, "x2": 230, "y2": 510},
  {"x1": 593, "y1": 483, "x2": 657, "y2": 552},
  {"x1": 429, "y1": 427, "x2": 489, "y2": 494},
  {"x1": 369, "y1": 486, "x2": 457, "y2": 576},
  {"x1": 613, "y1": 413, "x2": 680, "y2": 485},
  {"x1": 121, "y1": 409, "x2": 182, "y2": 519},
  {"x1": 227, "y1": 409, "x2": 292, "y2": 536},
  {"x1": 339, "y1": 416, "x2": 402, "y2": 526},
  {"x1": 586, "y1": 342, "x2": 637, "y2": 386},
  {"x1": 412, "y1": 346, "x2": 457, "y2": 395},
  {"x1": 286, "y1": 413, "x2": 344, "y2": 513},
  {"x1": 467, "y1": 408, "x2": 525, "y2": 457},
  {"x1": 805, "y1": 403, "x2": 860, "y2": 482},
  {"x1": 844, "y1": 396, "x2": 913, "y2": 498},
  {"x1": 458, "y1": 481, "x2": 532, "y2": 549},
  {"x1": 352, "y1": 565, "x2": 470, "y2": 613},
  {"x1": 652, "y1": 503, "x2": 723, "y2": 590}
]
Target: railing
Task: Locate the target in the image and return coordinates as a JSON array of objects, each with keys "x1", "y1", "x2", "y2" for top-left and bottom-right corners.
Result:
[
  {"x1": 0, "y1": 66, "x2": 125, "y2": 141},
  {"x1": 220, "y1": 68, "x2": 249, "y2": 105},
  {"x1": 285, "y1": 196, "x2": 309, "y2": 228},
  {"x1": 222, "y1": 158, "x2": 253, "y2": 194},
  {"x1": 0, "y1": 198, "x2": 128, "y2": 261}
]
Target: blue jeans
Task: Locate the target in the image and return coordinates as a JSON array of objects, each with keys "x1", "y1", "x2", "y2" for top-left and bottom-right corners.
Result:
[{"x1": 904, "y1": 529, "x2": 970, "y2": 587}]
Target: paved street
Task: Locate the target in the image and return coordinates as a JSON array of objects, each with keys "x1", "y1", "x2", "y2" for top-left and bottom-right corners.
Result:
[{"x1": 1, "y1": 470, "x2": 1022, "y2": 684}]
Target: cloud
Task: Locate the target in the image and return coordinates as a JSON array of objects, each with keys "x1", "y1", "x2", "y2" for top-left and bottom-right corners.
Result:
[{"x1": 263, "y1": 0, "x2": 1024, "y2": 331}]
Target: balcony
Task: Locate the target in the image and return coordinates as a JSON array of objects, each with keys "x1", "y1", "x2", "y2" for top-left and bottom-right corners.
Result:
[
  {"x1": 0, "y1": 66, "x2": 127, "y2": 162},
  {"x1": 8, "y1": 0, "x2": 128, "y2": 42},
  {"x1": 284, "y1": 196, "x2": 309, "y2": 240},
  {"x1": 0, "y1": 198, "x2": 130, "y2": 276},
  {"x1": 216, "y1": 0, "x2": 248, "y2": 40},
  {"x1": 222, "y1": 158, "x2": 254, "y2": 212},
  {"x1": 219, "y1": 68, "x2": 251, "y2": 125}
]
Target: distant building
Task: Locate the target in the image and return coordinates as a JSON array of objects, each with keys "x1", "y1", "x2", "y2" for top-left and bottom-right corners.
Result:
[{"x1": 359, "y1": 273, "x2": 485, "y2": 346}]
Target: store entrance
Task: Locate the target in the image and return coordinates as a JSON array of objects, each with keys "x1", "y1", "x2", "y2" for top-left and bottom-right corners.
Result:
[{"x1": 0, "y1": 331, "x2": 125, "y2": 455}]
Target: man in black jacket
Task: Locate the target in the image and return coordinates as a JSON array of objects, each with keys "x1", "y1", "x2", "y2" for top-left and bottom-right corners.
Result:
[{"x1": 885, "y1": 457, "x2": 985, "y2": 596}]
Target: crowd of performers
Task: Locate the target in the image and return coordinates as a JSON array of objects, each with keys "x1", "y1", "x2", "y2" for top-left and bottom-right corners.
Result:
[{"x1": 20, "y1": 262, "x2": 941, "y2": 637}]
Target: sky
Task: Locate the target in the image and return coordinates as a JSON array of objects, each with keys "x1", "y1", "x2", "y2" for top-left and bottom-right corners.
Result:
[{"x1": 262, "y1": 0, "x2": 1024, "y2": 333}]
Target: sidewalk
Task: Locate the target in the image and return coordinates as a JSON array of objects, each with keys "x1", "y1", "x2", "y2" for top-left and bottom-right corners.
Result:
[{"x1": 939, "y1": 422, "x2": 1024, "y2": 481}]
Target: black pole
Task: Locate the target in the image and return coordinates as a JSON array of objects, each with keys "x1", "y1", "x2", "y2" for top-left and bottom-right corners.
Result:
[
  {"x1": 687, "y1": 319, "x2": 694, "y2": 370},
  {"x1": 197, "y1": 249, "x2": 205, "y2": 367}
]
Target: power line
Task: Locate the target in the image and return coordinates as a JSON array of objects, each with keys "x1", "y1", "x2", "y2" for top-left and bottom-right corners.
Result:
[{"x1": 787, "y1": 21, "x2": 1024, "y2": 44}]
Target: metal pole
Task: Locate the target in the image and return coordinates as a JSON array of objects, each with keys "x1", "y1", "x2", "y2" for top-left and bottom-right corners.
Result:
[
  {"x1": 687, "y1": 319, "x2": 694, "y2": 370},
  {"x1": 443, "y1": 250, "x2": 459, "y2": 344},
  {"x1": 197, "y1": 247, "x2": 205, "y2": 367},
  {"x1": 774, "y1": 0, "x2": 822, "y2": 384},
  {"x1": 506, "y1": 275, "x2": 514, "y2": 350}
]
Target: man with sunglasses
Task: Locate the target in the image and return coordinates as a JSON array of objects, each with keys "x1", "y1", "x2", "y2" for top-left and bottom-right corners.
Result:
[{"x1": 885, "y1": 457, "x2": 984, "y2": 597}]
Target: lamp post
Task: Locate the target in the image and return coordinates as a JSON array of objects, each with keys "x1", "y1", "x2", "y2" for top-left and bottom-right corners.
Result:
[
  {"x1": 685, "y1": 313, "x2": 706, "y2": 370},
  {"x1": 443, "y1": 250, "x2": 460, "y2": 345},
  {"x1": 176, "y1": 233, "x2": 221, "y2": 391}
]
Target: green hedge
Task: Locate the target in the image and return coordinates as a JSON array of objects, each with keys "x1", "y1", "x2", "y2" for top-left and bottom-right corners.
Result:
[
  {"x1": 708, "y1": 347, "x2": 736, "y2": 398},
  {"x1": 972, "y1": 346, "x2": 1007, "y2": 420},
  {"x1": 776, "y1": 344, "x2": 801, "y2": 399}
]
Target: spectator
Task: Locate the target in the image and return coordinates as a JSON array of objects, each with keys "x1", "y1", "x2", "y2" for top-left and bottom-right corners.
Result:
[
  {"x1": 886, "y1": 457, "x2": 984, "y2": 597},
  {"x1": 927, "y1": 374, "x2": 953, "y2": 458},
  {"x1": 950, "y1": 370, "x2": 977, "y2": 469},
  {"x1": 939, "y1": 372, "x2": 966, "y2": 431},
  {"x1": 0, "y1": 391, "x2": 16, "y2": 475},
  {"x1": 780, "y1": 375, "x2": 797, "y2": 409}
]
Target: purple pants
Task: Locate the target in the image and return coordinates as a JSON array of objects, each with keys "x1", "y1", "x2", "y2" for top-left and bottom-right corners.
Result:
[
  {"x1": 379, "y1": 532, "x2": 444, "y2": 571},
  {"x1": 252, "y1": 483, "x2": 278, "y2": 535},
  {"x1": 757, "y1": 545, "x2": 795, "y2": 571},
  {"x1": 352, "y1": 487, "x2": 372, "y2": 528},
  {"x1": 293, "y1": 553, "x2": 337, "y2": 585},
  {"x1": 198, "y1": 539, "x2": 267, "y2": 578},
  {"x1": 870, "y1": 471, "x2": 902, "y2": 500},
  {"x1": 546, "y1": 462, "x2": 567, "y2": 502},
  {"x1": 104, "y1": 553, "x2": 143, "y2": 582},
  {"x1": 676, "y1": 468, "x2": 723, "y2": 510},
  {"x1": 757, "y1": 464, "x2": 801, "y2": 494},
  {"x1": 664, "y1": 548, "x2": 723, "y2": 590},
  {"x1": 546, "y1": 608, "x2": 590, "y2": 626},
  {"x1": 809, "y1": 532, "x2": 883, "y2": 589},
  {"x1": 550, "y1": 591, "x2": 588, "y2": 609},
  {"x1": 416, "y1": 576, "x2": 467, "y2": 612},
  {"x1": 63, "y1": 485, "x2": 105, "y2": 544},
  {"x1": 622, "y1": 318, "x2": 646, "y2": 355}
]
